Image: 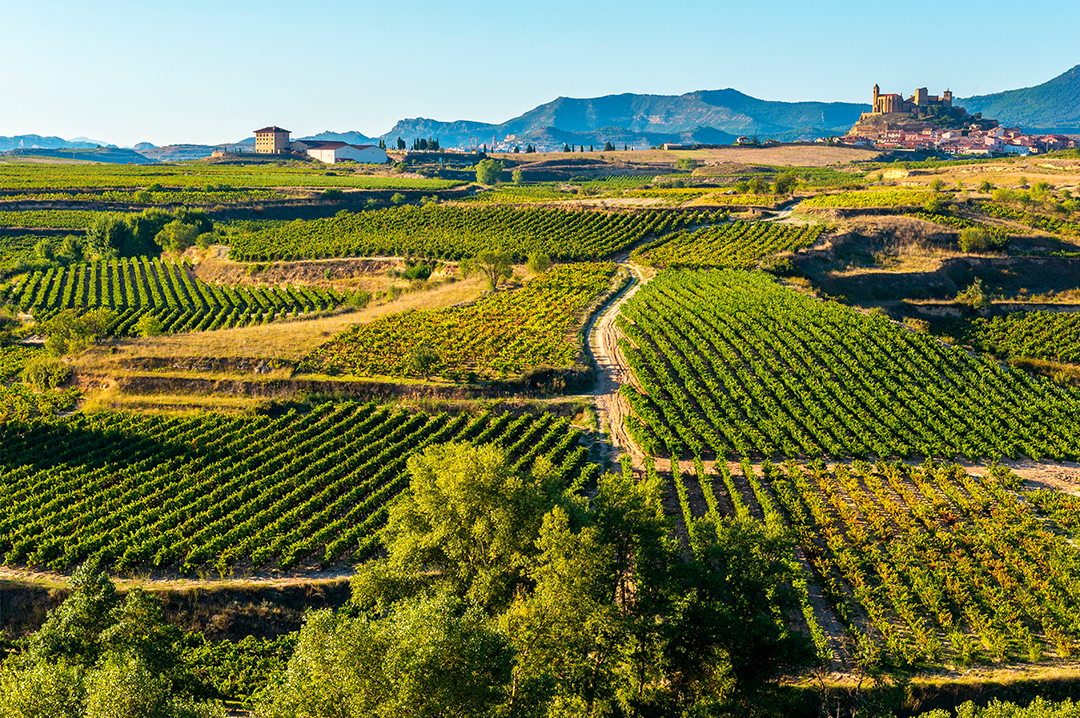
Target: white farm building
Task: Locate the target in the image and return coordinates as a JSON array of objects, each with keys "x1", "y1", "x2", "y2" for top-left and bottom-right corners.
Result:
[{"x1": 290, "y1": 140, "x2": 389, "y2": 164}]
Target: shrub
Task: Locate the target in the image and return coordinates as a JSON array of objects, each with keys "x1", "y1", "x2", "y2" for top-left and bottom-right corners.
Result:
[
  {"x1": 390, "y1": 193, "x2": 406, "y2": 206},
  {"x1": 134, "y1": 314, "x2": 165, "y2": 337},
  {"x1": 760, "y1": 254, "x2": 797, "y2": 276},
  {"x1": 22, "y1": 356, "x2": 73, "y2": 390},
  {"x1": 956, "y1": 278, "x2": 991, "y2": 309},
  {"x1": 526, "y1": 252, "x2": 552, "y2": 273},
  {"x1": 674, "y1": 157, "x2": 698, "y2": 172},
  {"x1": 958, "y1": 226, "x2": 992, "y2": 252}
]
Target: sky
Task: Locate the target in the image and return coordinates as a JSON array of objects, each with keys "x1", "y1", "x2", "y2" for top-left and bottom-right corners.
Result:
[{"x1": 1, "y1": 0, "x2": 1078, "y2": 147}]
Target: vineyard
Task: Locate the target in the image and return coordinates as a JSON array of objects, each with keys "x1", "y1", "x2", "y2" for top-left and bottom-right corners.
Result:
[
  {"x1": 617, "y1": 269, "x2": 1080, "y2": 461},
  {"x1": 3, "y1": 256, "x2": 349, "y2": 335},
  {"x1": 302, "y1": 263, "x2": 615, "y2": 379},
  {"x1": 0, "y1": 209, "x2": 115, "y2": 229},
  {"x1": 227, "y1": 204, "x2": 723, "y2": 261},
  {"x1": 976, "y1": 201, "x2": 1080, "y2": 237},
  {"x1": 631, "y1": 221, "x2": 824, "y2": 269},
  {"x1": 666, "y1": 458, "x2": 1080, "y2": 666},
  {"x1": 0, "y1": 162, "x2": 462, "y2": 191},
  {"x1": 0, "y1": 403, "x2": 596, "y2": 573},
  {"x1": 802, "y1": 190, "x2": 935, "y2": 208},
  {"x1": 953, "y1": 310, "x2": 1080, "y2": 365},
  {"x1": 906, "y1": 211, "x2": 1015, "y2": 244}
]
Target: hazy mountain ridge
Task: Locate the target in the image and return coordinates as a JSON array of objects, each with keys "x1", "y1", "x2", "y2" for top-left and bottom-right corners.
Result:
[
  {"x1": 0, "y1": 135, "x2": 116, "y2": 152},
  {"x1": 959, "y1": 65, "x2": 1080, "y2": 132}
]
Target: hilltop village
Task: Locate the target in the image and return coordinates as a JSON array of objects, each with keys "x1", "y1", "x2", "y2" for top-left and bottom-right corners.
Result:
[{"x1": 839, "y1": 84, "x2": 1075, "y2": 155}]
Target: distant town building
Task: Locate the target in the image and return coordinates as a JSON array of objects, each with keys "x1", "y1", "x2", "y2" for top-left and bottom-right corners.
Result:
[
  {"x1": 290, "y1": 140, "x2": 389, "y2": 164},
  {"x1": 254, "y1": 126, "x2": 291, "y2": 154}
]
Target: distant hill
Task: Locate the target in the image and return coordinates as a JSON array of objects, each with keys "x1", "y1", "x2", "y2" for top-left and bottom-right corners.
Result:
[
  {"x1": 513, "y1": 125, "x2": 739, "y2": 151},
  {"x1": 0, "y1": 147, "x2": 153, "y2": 164},
  {"x1": 298, "y1": 130, "x2": 378, "y2": 145},
  {"x1": 0, "y1": 135, "x2": 114, "y2": 152},
  {"x1": 960, "y1": 65, "x2": 1080, "y2": 133},
  {"x1": 377, "y1": 89, "x2": 868, "y2": 150}
]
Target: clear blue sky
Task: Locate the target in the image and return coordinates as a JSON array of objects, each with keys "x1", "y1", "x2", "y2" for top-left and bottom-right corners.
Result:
[{"x1": 1, "y1": 0, "x2": 1077, "y2": 147}]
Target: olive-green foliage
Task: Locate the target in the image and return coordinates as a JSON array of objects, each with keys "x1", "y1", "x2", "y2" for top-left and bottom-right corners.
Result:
[
  {"x1": 773, "y1": 169, "x2": 799, "y2": 195},
  {"x1": 39, "y1": 308, "x2": 117, "y2": 357},
  {"x1": 408, "y1": 344, "x2": 439, "y2": 379},
  {"x1": 957, "y1": 278, "x2": 992, "y2": 310},
  {"x1": 35, "y1": 235, "x2": 87, "y2": 266},
  {"x1": 525, "y1": 252, "x2": 551, "y2": 274},
  {"x1": 919, "y1": 697, "x2": 1080, "y2": 718},
  {"x1": 0, "y1": 306, "x2": 19, "y2": 345},
  {"x1": 674, "y1": 157, "x2": 698, "y2": 171},
  {"x1": 475, "y1": 159, "x2": 504, "y2": 186},
  {"x1": 257, "y1": 595, "x2": 511, "y2": 718},
  {"x1": 21, "y1": 355, "x2": 72, "y2": 390},
  {"x1": 958, "y1": 226, "x2": 993, "y2": 252},
  {"x1": 1, "y1": 562, "x2": 225, "y2": 718}
]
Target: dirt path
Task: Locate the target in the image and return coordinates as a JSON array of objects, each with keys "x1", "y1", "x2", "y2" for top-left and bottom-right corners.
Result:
[{"x1": 583, "y1": 261, "x2": 653, "y2": 465}]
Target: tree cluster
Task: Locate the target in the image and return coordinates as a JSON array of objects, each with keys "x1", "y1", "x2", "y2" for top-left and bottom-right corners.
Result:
[
  {"x1": 255, "y1": 443, "x2": 814, "y2": 717},
  {"x1": 86, "y1": 208, "x2": 212, "y2": 259},
  {"x1": 0, "y1": 563, "x2": 224, "y2": 718}
]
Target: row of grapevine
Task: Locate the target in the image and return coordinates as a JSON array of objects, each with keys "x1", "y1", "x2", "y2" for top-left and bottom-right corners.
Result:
[
  {"x1": 0, "y1": 162, "x2": 461, "y2": 191},
  {"x1": 618, "y1": 269, "x2": 1080, "y2": 461},
  {"x1": 302, "y1": 263, "x2": 615, "y2": 380},
  {"x1": 632, "y1": 220, "x2": 823, "y2": 269},
  {"x1": 0, "y1": 403, "x2": 594, "y2": 574},
  {"x1": 3, "y1": 257, "x2": 348, "y2": 335},
  {"x1": 227, "y1": 204, "x2": 727, "y2": 262},
  {"x1": 0, "y1": 209, "x2": 115, "y2": 229},
  {"x1": 2, "y1": 189, "x2": 287, "y2": 204}
]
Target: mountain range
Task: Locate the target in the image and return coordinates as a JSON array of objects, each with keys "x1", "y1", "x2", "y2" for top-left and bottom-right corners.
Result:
[{"x1": 3, "y1": 65, "x2": 1078, "y2": 162}]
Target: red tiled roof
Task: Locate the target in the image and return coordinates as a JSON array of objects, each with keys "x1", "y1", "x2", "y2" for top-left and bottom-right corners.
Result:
[{"x1": 254, "y1": 126, "x2": 290, "y2": 134}]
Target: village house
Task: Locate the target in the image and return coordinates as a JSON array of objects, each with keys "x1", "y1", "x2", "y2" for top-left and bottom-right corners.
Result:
[{"x1": 288, "y1": 140, "x2": 389, "y2": 164}]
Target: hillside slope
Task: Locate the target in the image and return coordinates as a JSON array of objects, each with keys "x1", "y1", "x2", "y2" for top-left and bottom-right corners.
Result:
[{"x1": 960, "y1": 65, "x2": 1080, "y2": 132}]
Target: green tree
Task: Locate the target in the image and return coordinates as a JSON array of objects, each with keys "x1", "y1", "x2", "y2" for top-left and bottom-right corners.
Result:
[
  {"x1": 257, "y1": 594, "x2": 511, "y2": 718},
  {"x1": 373, "y1": 442, "x2": 571, "y2": 612},
  {"x1": 460, "y1": 249, "x2": 513, "y2": 290},
  {"x1": 475, "y1": 158, "x2": 504, "y2": 186},
  {"x1": 0, "y1": 661, "x2": 86, "y2": 718},
  {"x1": 511, "y1": 169, "x2": 523, "y2": 185},
  {"x1": 154, "y1": 220, "x2": 199, "y2": 255},
  {"x1": 773, "y1": 169, "x2": 799, "y2": 195},
  {"x1": 979, "y1": 180, "x2": 994, "y2": 193},
  {"x1": 674, "y1": 157, "x2": 698, "y2": 171},
  {"x1": 86, "y1": 215, "x2": 133, "y2": 260},
  {"x1": 39, "y1": 308, "x2": 117, "y2": 357},
  {"x1": 929, "y1": 178, "x2": 945, "y2": 192}
]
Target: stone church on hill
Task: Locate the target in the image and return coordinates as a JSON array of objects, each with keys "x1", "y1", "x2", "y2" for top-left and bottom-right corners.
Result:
[{"x1": 871, "y1": 85, "x2": 954, "y2": 115}]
